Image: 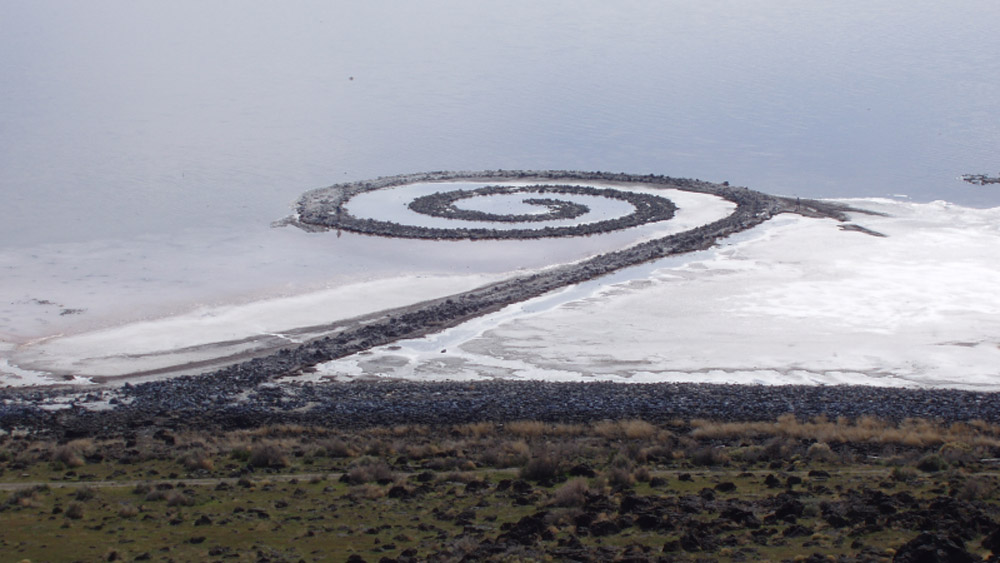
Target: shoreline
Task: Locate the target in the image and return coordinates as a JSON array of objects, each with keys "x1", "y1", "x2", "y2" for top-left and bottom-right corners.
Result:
[
  {"x1": 4, "y1": 379, "x2": 1000, "y2": 439},
  {"x1": 3, "y1": 171, "x2": 971, "y2": 438}
]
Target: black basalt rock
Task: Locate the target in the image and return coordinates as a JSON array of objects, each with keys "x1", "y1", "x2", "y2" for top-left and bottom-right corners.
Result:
[{"x1": 893, "y1": 532, "x2": 977, "y2": 563}]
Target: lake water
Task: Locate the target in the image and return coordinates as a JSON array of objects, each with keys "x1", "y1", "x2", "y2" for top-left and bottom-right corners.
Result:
[
  {"x1": 2, "y1": 1, "x2": 999, "y2": 249},
  {"x1": 2, "y1": 2, "x2": 1000, "y2": 374}
]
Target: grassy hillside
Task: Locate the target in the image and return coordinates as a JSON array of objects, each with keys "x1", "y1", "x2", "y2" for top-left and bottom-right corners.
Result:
[{"x1": 2, "y1": 415, "x2": 999, "y2": 562}]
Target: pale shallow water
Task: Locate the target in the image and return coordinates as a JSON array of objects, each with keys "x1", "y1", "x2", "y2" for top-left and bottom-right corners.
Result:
[{"x1": 0, "y1": 183, "x2": 733, "y2": 383}]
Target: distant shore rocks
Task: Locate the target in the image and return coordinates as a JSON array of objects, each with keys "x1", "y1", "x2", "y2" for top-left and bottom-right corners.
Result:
[
  {"x1": 960, "y1": 173, "x2": 1000, "y2": 186},
  {"x1": 5, "y1": 379, "x2": 1000, "y2": 439}
]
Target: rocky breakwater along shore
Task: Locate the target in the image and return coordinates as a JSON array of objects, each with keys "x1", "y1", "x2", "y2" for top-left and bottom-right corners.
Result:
[{"x1": 0, "y1": 170, "x2": 897, "y2": 437}]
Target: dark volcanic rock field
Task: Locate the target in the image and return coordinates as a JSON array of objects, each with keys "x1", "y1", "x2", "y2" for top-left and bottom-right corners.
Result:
[{"x1": 5, "y1": 380, "x2": 1000, "y2": 440}]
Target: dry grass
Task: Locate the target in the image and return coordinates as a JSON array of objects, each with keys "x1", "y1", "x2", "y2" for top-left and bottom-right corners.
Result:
[
  {"x1": 368, "y1": 424, "x2": 429, "y2": 438},
  {"x1": 548, "y1": 423, "x2": 588, "y2": 437},
  {"x1": 403, "y1": 443, "x2": 444, "y2": 460},
  {"x1": 505, "y1": 420, "x2": 547, "y2": 438},
  {"x1": 594, "y1": 419, "x2": 658, "y2": 440},
  {"x1": 500, "y1": 420, "x2": 588, "y2": 438},
  {"x1": 453, "y1": 422, "x2": 495, "y2": 438},
  {"x1": 690, "y1": 414, "x2": 1000, "y2": 448},
  {"x1": 248, "y1": 424, "x2": 315, "y2": 437},
  {"x1": 346, "y1": 483, "x2": 386, "y2": 500}
]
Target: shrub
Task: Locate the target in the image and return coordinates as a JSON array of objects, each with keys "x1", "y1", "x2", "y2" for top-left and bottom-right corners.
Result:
[
  {"x1": 117, "y1": 503, "x2": 139, "y2": 518},
  {"x1": 182, "y1": 451, "x2": 215, "y2": 472},
  {"x1": 520, "y1": 455, "x2": 561, "y2": 482},
  {"x1": 938, "y1": 442, "x2": 974, "y2": 464},
  {"x1": 551, "y1": 478, "x2": 589, "y2": 507},
  {"x1": 52, "y1": 445, "x2": 85, "y2": 468},
  {"x1": 248, "y1": 442, "x2": 288, "y2": 469},
  {"x1": 343, "y1": 458, "x2": 394, "y2": 484},
  {"x1": 64, "y1": 502, "x2": 85, "y2": 519},
  {"x1": 691, "y1": 446, "x2": 730, "y2": 467},
  {"x1": 956, "y1": 476, "x2": 996, "y2": 501},
  {"x1": 6, "y1": 487, "x2": 42, "y2": 509},
  {"x1": 642, "y1": 445, "x2": 674, "y2": 463},
  {"x1": 732, "y1": 445, "x2": 765, "y2": 463},
  {"x1": 165, "y1": 492, "x2": 194, "y2": 507},
  {"x1": 916, "y1": 454, "x2": 948, "y2": 473},
  {"x1": 364, "y1": 439, "x2": 395, "y2": 457},
  {"x1": 806, "y1": 442, "x2": 837, "y2": 463},
  {"x1": 761, "y1": 437, "x2": 793, "y2": 461},
  {"x1": 607, "y1": 467, "x2": 636, "y2": 489},
  {"x1": 890, "y1": 466, "x2": 919, "y2": 482},
  {"x1": 319, "y1": 439, "x2": 356, "y2": 458},
  {"x1": 480, "y1": 440, "x2": 531, "y2": 468},
  {"x1": 621, "y1": 443, "x2": 648, "y2": 463},
  {"x1": 403, "y1": 443, "x2": 443, "y2": 460},
  {"x1": 633, "y1": 466, "x2": 651, "y2": 483}
]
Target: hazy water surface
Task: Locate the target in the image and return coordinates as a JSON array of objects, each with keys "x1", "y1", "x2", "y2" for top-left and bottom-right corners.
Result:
[
  {"x1": 3, "y1": 1, "x2": 1000, "y2": 384},
  {"x1": 2, "y1": 1, "x2": 999, "y2": 249}
]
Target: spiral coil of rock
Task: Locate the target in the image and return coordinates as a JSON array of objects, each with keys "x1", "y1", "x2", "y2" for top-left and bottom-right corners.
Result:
[{"x1": 296, "y1": 170, "x2": 713, "y2": 240}]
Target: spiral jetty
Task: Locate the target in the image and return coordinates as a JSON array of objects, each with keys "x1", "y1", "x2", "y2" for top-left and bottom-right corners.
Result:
[{"x1": 2, "y1": 170, "x2": 928, "y2": 438}]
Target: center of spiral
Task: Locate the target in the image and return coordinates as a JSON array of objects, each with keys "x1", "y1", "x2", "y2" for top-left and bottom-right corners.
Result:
[{"x1": 408, "y1": 185, "x2": 591, "y2": 223}]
